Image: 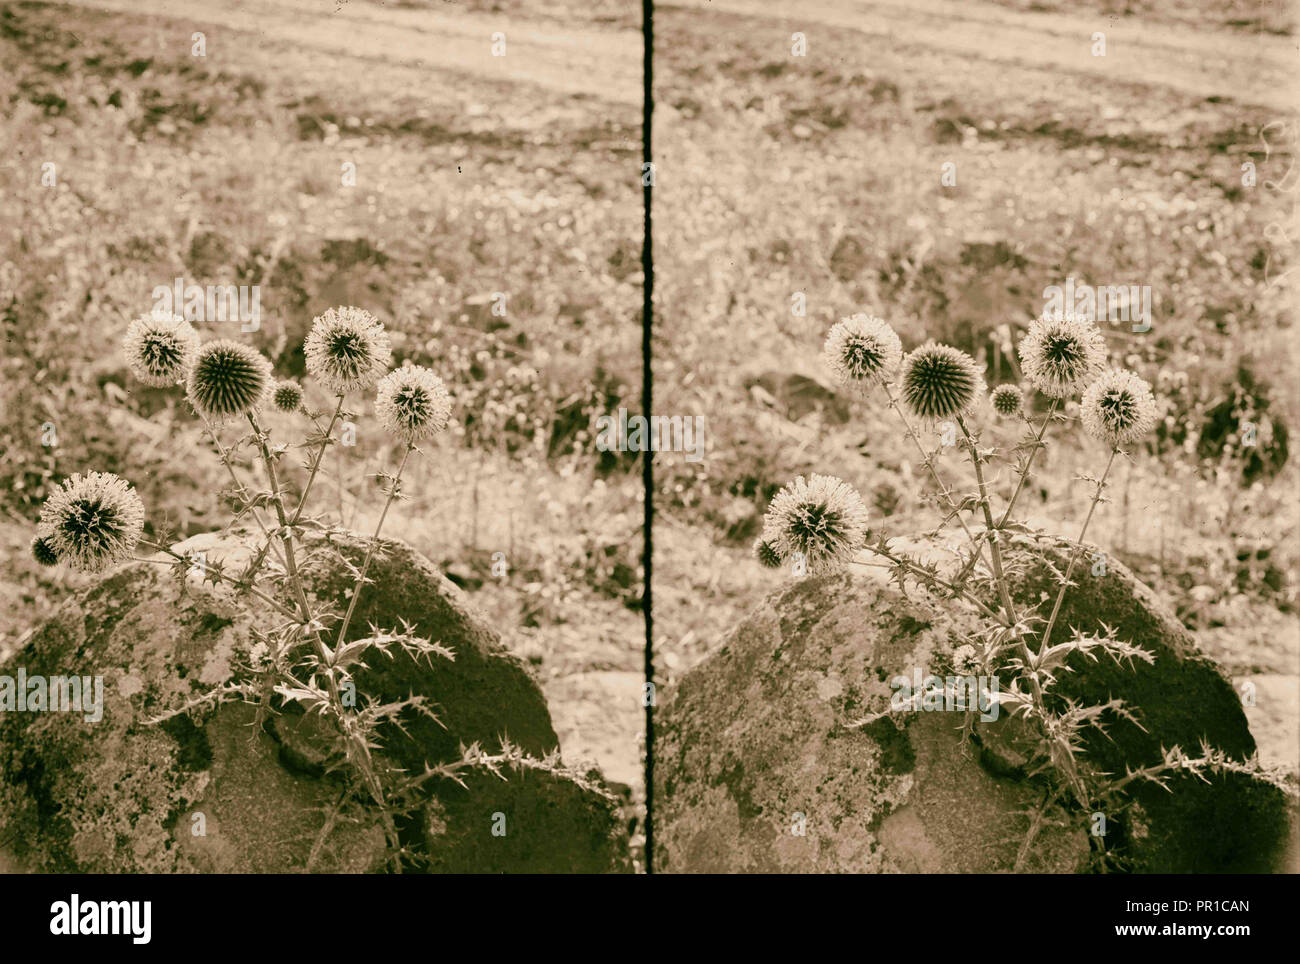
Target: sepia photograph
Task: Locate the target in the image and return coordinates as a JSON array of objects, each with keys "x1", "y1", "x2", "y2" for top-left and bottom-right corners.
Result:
[
  {"x1": 650, "y1": 0, "x2": 1299, "y2": 875},
  {"x1": 0, "y1": 0, "x2": 1297, "y2": 937},
  {"x1": 0, "y1": 0, "x2": 643, "y2": 877}
]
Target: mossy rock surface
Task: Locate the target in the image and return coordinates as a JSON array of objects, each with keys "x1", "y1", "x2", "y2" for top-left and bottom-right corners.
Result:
[
  {"x1": 0, "y1": 529, "x2": 629, "y2": 873},
  {"x1": 655, "y1": 573, "x2": 1089, "y2": 873},
  {"x1": 422, "y1": 757, "x2": 632, "y2": 873},
  {"x1": 1003, "y1": 538, "x2": 1294, "y2": 872},
  {"x1": 286, "y1": 529, "x2": 561, "y2": 768},
  {"x1": 1005, "y1": 538, "x2": 1253, "y2": 768},
  {"x1": 656, "y1": 554, "x2": 1298, "y2": 873}
]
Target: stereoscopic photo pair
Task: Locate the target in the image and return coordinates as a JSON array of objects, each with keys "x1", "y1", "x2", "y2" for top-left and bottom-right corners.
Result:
[{"x1": 0, "y1": 0, "x2": 1296, "y2": 880}]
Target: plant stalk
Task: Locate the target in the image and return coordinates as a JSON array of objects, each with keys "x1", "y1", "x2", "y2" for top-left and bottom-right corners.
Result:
[
  {"x1": 134, "y1": 542, "x2": 299, "y2": 621},
  {"x1": 882, "y1": 383, "x2": 985, "y2": 562},
  {"x1": 246, "y1": 412, "x2": 401, "y2": 867},
  {"x1": 332, "y1": 445, "x2": 414, "y2": 651},
  {"x1": 1037, "y1": 447, "x2": 1119, "y2": 653},
  {"x1": 998, "y1": 397, "x2": 1060, "y2": 529},
  {"x1": 199, "y1": 415, "x2": 287, "y2": 572},
  {"x1": 291, "y1": 394, "x2": 345, "y2": 525}
]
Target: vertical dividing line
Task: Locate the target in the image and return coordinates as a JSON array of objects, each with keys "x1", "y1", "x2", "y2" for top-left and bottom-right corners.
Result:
[{"x1": 641, "y1": 0, "x2": 655, "y2": 875}]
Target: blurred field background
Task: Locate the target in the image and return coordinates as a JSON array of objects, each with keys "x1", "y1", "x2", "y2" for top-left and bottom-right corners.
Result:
[
  {"x1": 652, "y1": 0, "x2": 1300, "y2": 771},
  {"x1": 0, "y1": 0, "x2": 646, "y2": 811}
]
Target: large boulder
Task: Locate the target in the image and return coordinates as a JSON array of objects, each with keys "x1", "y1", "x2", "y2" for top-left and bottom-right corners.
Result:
[
  {"x1": 0, "y1": 529, "x2": 630, "y2": 873},
  {"x1": 1001, "y1": 536, "x2": 1296, "y2": 872},
  {"x1": 655, "y1": 544, "x2": 1298, "y2": 873},
  {"x1": 655, "y1": 573, "x2": 1089, "y2": 872}
]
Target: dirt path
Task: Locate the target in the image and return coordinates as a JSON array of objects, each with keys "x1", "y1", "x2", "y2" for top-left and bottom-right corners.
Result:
[
  {"x1": 64, "y1": 0, "x2": 641, "y2": 104},
  {"x1": 676, "y1": 0, "x2": 1297, "y2": 110}
]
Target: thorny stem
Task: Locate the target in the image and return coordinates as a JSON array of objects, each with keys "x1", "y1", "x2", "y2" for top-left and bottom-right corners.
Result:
[
  {"x1": 1012, "y1": 789, "x2": 1060, "y2": 873},
  {"x1": 246, "y1": 415, "x2": 318, "y2": 627},
  {"x1": 291, "y1": 394, "x2": 345, "y2": 525},
  {"x1": 302, "y1": 408, "x2": 348, "y2": 526},
  {"x1": 957, "y1": 416, "x2": 1020, "y2": 628},
  {"x1": 998, "y1": 397, "x2": 1060, "y2": 529},
  {"x1": 198, "y1": 414, "x2": 286, "y2": 571},
  {"x1": 246, "y1": 412, "x2": 402, "y2": 870},
  {"x1": 958, "y1": 415, "x2": 1052, "y2": 749},
  {"x1": 881, "y1": 383, "x2": 986, "y2": 565},
  {"x1": 332, "y1": 445, "x2": 414, "y2": 652},
  {"x1": 856, "y1": 542, "x2": 1005, "y2": 625},
  {"x1": 1038, "y1": 447, "x2": 1119, "y2": 654},
  {"x1": 133, "y1": 542, "x2": 299, "y2": 621}
]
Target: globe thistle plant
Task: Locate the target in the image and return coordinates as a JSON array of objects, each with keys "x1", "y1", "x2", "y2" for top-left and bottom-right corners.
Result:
[
  {"x1": 29, "y1": 302, "x2": 480, "y2": 872},
  {"x1": 991, "y1": 384, "x2": 1024, "y2": 418},
  {"x1": 38, "y1": 471, "x2": 145, "y2": 573},
  {"x1": 304, "y1": 306, "x2": 392, "y2": 395},
  {"x1": 186, "y1": 340, "x2": 273, "y2": 421},
  {"x1": 898, "y1": 341, "x2": 985, "y2": 422},
  {"x1": 823, "y1": 314, "x2": 903, "y2": 393},
  {"x1": 375, "y1": 365, "x2": 453, "y2": 444},
  {"x1": 1081, "y1": 368, "x2": 1159, "y2": 449},
  {"x1": 1018, "y1": 313, "x2": 1107, "y2": 398},
  {"x1": 753, "y1": 535, "x2": 783, "y2": 569},
  {"x1": 762, "y1": 314, "x2": 1213, "y2": 844},
  {"x1": 761, "y1": 474, "x2": 869, "y2": 574},
  {"x1": 30, "y1": 534, "x2": 60, "y2": 567},
  {"x1": 122, "y1": 313, "x2": 200, "y2": 387},
  {"x1": 272, "y1": 380, "x2": 304, "y2": 413}
]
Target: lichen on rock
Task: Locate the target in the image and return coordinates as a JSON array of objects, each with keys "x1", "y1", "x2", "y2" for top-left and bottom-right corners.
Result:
[
  {"x1": 0, "y1": 529, "x2": 630, "y2": 873},
  {"x1": 655, "y1": 546, "x2": 1299, "y2": 874}
]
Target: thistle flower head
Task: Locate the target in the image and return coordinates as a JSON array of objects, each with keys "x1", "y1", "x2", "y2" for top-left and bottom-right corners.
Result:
[
  {"x1": 898, "y1": 341, "x2": 985, "y2": 422},
  {"x1": 375, "y1": 365, "x2": 453, "y2": 444},
  {"x1": 1018, "y1": 313, "x2": 1107, "y2": 398},
  {"x1": 991, "y1": 384, "x2": 1024, "y2": 417},
  {"x1": 761, "y1": 474, "x2": 869, "y2": 575},
  {"x1": 304, "y1": 306, "x2": 392, "y2": 395},
  {"x1": 186, "y1": 340, "x2": 273, "y2": 420},
  {"x1": 30, "y1": 534, "x2": 60, "y2": 567},
  {"x1": 38, "y1": 471, "x2": 145, "y2": 573},
  {"x1": 1081, "y1": 369, "x2": 1159, "y2": 449},
  {"x1": 272, "y1": 380, "x2": 304, "y2": 413},
  {"x1": 122, "y1": 313, "x2": 200, "y2": 387},
  {"x1": 753, "y1": 535, "x2": 783, "y2": 569},
  {"x1": 823, "y1": 314, "x2": 903, "y2": 392}
]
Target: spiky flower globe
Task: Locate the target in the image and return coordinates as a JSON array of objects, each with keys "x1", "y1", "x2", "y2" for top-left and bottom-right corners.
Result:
[
  {"x1": 991, "y1": 384, "x2": 1024, "y2": 417},
  {"x1": 761, "y1": 474, "x2": 869, "y2": 575},
  {"x1": 30, "y1": 534, "x2": 60, "y2": 567},
  {"x1": 753, "y1": 535, "x2": 783, "y2": 569},
  {"x1": 1081, "y1": 369, "x2": 1159, "y2": 449},
  {"x1": 898, "y1": 341, "x2": 985, "y2": 422},
  {"x1": 122, "y1": 313, "x2": 200, "y2": 387},
  {"x1": 186, "y1": 340, "x2": 273, "y2": 420},
  {"x1": 1018, "y1": 313, "x2": 1107, "y2": 398},
  {"x1": 272, "y1": 380, "x2": 304, "y2": 413},
  {"x1": 304, "y1": 306, "x2": 392, "y2": 395},
  {"x1": 823, "y1": 314, "x2": 903, "y2": 393},
  {"x1": 38, "y1": 471, "x2": 145, "y2": 573},
  {"x1": 375, "y1": 365, "x2": 453, "y2": 444}
]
